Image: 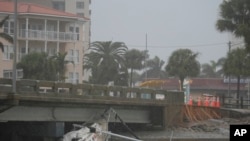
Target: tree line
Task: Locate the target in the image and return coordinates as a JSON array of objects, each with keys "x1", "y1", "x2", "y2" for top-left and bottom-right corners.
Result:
[{"x1": 12, "y1": 41, "x2": 250, "y2": 88}]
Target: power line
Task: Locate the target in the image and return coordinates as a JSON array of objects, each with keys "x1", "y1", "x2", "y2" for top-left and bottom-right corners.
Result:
[
  {"x1": 127, "y1": 42, "x2": 228, "y2": 49},
  {"x1": 231, "y1": 42, "x2": 245, "y2": 46}
]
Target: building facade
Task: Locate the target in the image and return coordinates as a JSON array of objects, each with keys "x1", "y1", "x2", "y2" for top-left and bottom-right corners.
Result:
[
  {"x1": 15, "y1": 0, "x2": 92, "y2": 80},
  {"x1": 0, "y1": 1, "x2": 88, "y2": 83},
  {"x1": 50, "y1": 0, "x2": 92, "y2": 81}
]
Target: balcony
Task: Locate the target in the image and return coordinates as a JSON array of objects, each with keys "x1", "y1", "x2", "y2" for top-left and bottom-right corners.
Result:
[{"x1": 18, "y1": 29, "x2": 79, "y2": 42}]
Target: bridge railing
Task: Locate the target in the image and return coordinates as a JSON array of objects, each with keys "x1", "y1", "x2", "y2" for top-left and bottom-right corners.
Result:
[{"x1": 0, "y1": 78, "x2": 184, "y2": 105}]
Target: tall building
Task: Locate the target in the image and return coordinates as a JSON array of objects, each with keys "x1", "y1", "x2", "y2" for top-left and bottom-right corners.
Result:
[
  {"x1": 0, "y1": 1, "x2": 89, "y2": 83},
  {"x1": 17, "y1": 0, "x2": 92, "y2": 80},
  {"x1": 50, "y1": 0, "x2": 92, "y2": 81}
]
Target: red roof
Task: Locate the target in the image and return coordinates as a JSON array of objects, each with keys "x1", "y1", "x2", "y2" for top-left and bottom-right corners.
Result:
[{"x1": 0, "y1": 1, "x2": 88, "y2": 20}]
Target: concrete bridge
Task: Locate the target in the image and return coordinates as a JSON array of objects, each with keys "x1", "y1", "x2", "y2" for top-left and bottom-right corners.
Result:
[{"x1": 0, "y1": 78, "x2": 184, "y2": 140}]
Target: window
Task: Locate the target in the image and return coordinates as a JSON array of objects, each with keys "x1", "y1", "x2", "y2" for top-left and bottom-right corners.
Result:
[
  {"x1": 3, "y1": 69, "x2": 23, "y2": 79},
  {"x1": 3, "y1": 45, "x2": 13, "y2": 60},
  {"x1": 69, "y1": 26, "x2": 74, "y2": 32},
  {"x1": 52, "y1": 1, "x2": 65, "y2": 11},
  {"x1": 68, "y1": 72, "x2": 79, "y2": 84},
  {"x1": 69, "y1": 26, "x2": 80, "y2": 40},
  {"x1": 67, "y1": 49, "x2": 79, "y2": 63},
  {"x1": 68, "y1": 49, "x2": 74, "y2": 62},
  {"x1": 19, "y1": 47, "x2": 26, "y2": 59},
  {"x1": 76, "y1": 2, "x2": 84, "y2": 9},
  {"x1": 69, "y1": 26, "x2": 79, "y2": 33},
  {"x1": 76, "y1": 27, "x2": 79, "y2": 40},
  {"x1": 3, "y1": 20, "x2": 14, "y2": 35},
  {"x1": 10, "y1": 21, "x2": 14, "y2": 34},
  {"x1": 75, "y1": 27, "x2": 79, "y2": 33}
]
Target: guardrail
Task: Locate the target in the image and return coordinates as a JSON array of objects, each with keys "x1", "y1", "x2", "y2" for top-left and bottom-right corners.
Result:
[{"x1": 0, "y1": 78, "x2": 184, "y2": 106}]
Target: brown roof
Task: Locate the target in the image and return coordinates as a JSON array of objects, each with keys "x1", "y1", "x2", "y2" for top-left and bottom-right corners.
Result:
[{"x1": 0, "y1": 1, "x2": 89, "y2": 20}]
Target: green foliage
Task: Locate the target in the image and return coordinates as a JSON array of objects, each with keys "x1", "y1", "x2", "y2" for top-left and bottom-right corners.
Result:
[
  {"x1": 17, "y1": 52, "x2": 68, "y2": 81},
  {"x1": 223, "y1": 48, "x2": 250, "y2": 77},
  {"x1": 83, "y1": 41, "x2": 128, "y2": 86},
  {"x1": 51, "y1": 52, "x2": 68, "y2": 81},
  {"x1": 201, "y1": 58, "x2": 226, "y2": 78},
  {"x1": 223, "y1": 48, "x2": 250, "y2": 100},
  {"x1": 141, "y1": 56, "x2": 167, "y2": 79},
  {"x1": 125, "y1": 49, "x2": 146, "y2": 86},
  {"x1": 165, "y1": 49, "x2": 200, "y2": 91},
  {"x1": 216, "y1": 0, "x2": 250, "y2": 51},
  {"x1": 0, "y1": 15, "x2": 13, "y2": 52}
]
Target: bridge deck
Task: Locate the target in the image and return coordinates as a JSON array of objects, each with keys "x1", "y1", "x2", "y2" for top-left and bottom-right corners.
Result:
[
  {"x1": 0, "y1": 79, "x2": 184, "y2": 126},
  {"x1": 0, "y1": 78, "x2": 184, "y2": 106}
]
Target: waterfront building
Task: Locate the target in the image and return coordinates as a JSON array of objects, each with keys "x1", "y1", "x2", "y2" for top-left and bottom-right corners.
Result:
[{"x1": 0, "y1": 1, "x2": 89, "y2": 83}]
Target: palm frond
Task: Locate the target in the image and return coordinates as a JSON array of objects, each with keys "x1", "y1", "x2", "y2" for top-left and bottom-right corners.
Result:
[
  {"x1": 0, "y1": 33, "x2": 13, "y2": 43},
  {"x1": 0, "y1": 15, "x2": 9, "y2": 27}
]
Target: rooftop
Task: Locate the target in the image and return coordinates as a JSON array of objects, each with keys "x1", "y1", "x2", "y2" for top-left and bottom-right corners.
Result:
[{"x1": 0, "y1": 1, "x2": 89, "y2": 20}]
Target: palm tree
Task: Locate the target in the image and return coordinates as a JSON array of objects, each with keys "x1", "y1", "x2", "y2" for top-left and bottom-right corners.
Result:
[
  {"x1": 165, "y1": 49, "x2": 200, "y2": 91},
  {"x1": 141, "y1": 56, "x2": 167, "y2": 79},
  {"x1": 201, "y1": 58, "x2": 226, "y2": 78},
  {"x1": 125, "y1": 49, "x2": 146, "y2": 87},
  {"x1": 52, "y1": 52, "x2": 68, "y2": 81},
  {"x1": 223, "y1": 48, "x2": 250, "y2": 105},
  {"x1": 201, "y1": 60, "x2": 219, "y2": 78},
  {"x1": 216, "y1": 57, "x2": 226, "y2": 77},
  {"x1": 216, "y1": 0, "x2": 250, "y2": 52},
  {"x1": 201, "y1": 62, "x2": 216, "y2": 78},
  {"x1": 0, "y1": 15, "x2": 13, "y2": 52},
  {"x1": 83, "y1": 41, "x2": 128, "y2": 85}
]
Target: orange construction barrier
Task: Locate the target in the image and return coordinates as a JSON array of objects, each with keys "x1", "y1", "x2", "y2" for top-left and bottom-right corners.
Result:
[
  {"x1": 211, "y1": 96, "x2": 216, "y2": 107},
  {"x1": 204, "y1": 96, "x2": 209, "y2": 107},
  {"x1": 197, "y1": 97, "x2": 201, "y2": 106},
  {"x1": 216, "y1": 97, "x2": 220, "y2": 108}
]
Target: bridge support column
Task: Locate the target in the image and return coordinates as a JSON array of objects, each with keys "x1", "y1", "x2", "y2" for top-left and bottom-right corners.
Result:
[{"x1": 163, "y1": 105, "x2": 183, "y2": 128}]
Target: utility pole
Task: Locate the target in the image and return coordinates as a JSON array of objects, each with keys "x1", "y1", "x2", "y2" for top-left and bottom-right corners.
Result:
[
  {"x1": 145, "y1": 33, "x2": 148, "y2": 81},
  {"x1": 227, "y1": 41, "x2": 231, "y2": 105},
  {"x1": 12, "y1": 0, "x2": 18, "y2": 94}
]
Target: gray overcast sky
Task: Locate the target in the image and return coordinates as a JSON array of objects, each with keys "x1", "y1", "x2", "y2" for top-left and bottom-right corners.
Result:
[{"x1": 90, "y1": 0, "x2": 230, "y2": 64}]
